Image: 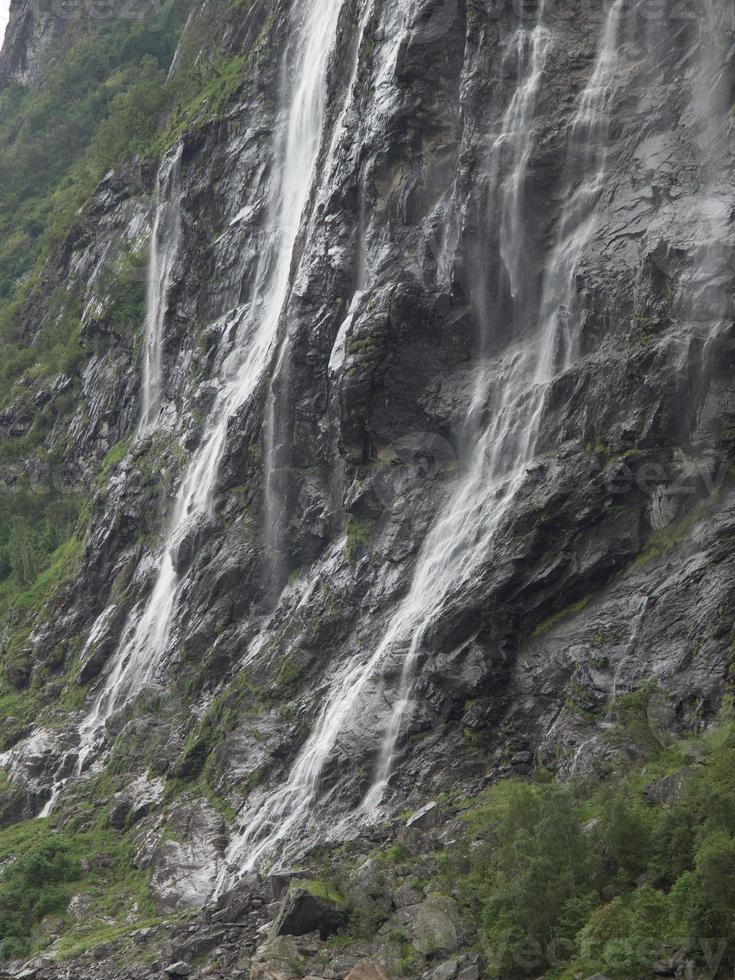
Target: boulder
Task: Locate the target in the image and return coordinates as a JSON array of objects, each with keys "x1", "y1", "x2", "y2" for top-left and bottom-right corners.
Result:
[
  {"x1": 393, "y1": 882, "x2": 425, "y2": 907},
  {"x1": 165, "y1": 964, "x2": 192, "y2": 977},
  {"x1": 406, "y1": 801, "x2": 441, "y2": 832},
  {"x1": 345, "y1": 961, "x2": 391, "y2": 980},
  {"x1": 411, "y1": 896, "x2": 463, "y2": 956},
  {"x1": 272, "y1": 882, "x2": 349, "y2": 939}
]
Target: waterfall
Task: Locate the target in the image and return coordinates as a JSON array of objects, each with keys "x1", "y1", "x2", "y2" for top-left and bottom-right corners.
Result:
[
  {"x1": 535, "y1": 0, "x2": 625, "y2": 374},
  {"x1": 262, "y1": 0, "x2": 378, "y2": 577},
  {"x1": 218, "y1": 9, "x2": 554, "y2": 877},
  {"x1": 41, "y1": 0, "x2": 344, "y2": 810},
  {"x1": 139, "y1": 144, "x2": 184, "y2": 434},
  {"x1": 470, "y1": 12, "x2": 552, "y2": 412},
  {"x1": 687, "y1": 0, "x2": 733, "y2": 327},
  {"x1": 494, "y1": 21, "x2": 553, "y2": 308},
  {"x1": 218, "y1": 0, "x2": 631, "y2": 876}
]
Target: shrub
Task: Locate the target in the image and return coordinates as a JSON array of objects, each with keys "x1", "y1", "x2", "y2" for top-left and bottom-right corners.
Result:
[{"x1": 0, "y1": 838, "x2": 80, "y2": 957}]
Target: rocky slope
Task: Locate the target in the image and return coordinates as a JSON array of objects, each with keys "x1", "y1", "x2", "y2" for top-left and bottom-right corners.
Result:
[{"x1": 0, "y1": 0, "x2": 734, "y2": 975}]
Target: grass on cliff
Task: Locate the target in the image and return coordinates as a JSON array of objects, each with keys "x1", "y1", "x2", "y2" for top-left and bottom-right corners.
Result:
[
  {"x1": 0, "y1": 3, "x2": 191, "y2": 302},
  {"x1": 0, "y1": 505, "x2": 89, "y2": 747},
  {"x1": 0, "y1": 817, "x2": 156, "y2": 959}
]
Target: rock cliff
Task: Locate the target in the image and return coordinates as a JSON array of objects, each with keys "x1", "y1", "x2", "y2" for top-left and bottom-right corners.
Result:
[{"x1": 0, "y1": 0, "x2": 734, "y2": 976}]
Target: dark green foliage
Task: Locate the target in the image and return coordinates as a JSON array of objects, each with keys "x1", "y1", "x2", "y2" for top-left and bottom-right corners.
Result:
[
  {"x1": 482, "y1": 786, "x2": 597, "y2": 947},
  {"x1": 0, "y1": 4, "x2": 190, "y2": 302},
  {"x1": 0, "y1": 838, "x2": 79, "y2": 956},
  {"x1": 345, "y1": 514, "x2": 374, "y2": 562},
  {"x1": 598, "y1": 789, "x2": 653, "y2": 882},
  {"x1": 428, "y1": 718, "x2": 735, "y2": 979},
  {"x1": 0, "y1": 816, "x2": 157, "y2": 959},
  {"x1": 0, "y1": 481, "x2": 81, "y2": 601}
]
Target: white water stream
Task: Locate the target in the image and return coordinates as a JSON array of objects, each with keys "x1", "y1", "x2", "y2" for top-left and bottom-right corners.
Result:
[
  {"x1": 220, "y1": 0, "x2": 629, "y2": 876},
  {"x1": 139, "y1": 144, "x2": 184, "y2": 434},
  {"x1": 39, "y1": 0, "x2": 344, "y2": 814}
]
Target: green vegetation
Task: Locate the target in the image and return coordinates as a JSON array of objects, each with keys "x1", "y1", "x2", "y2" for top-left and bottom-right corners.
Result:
[
  {"x1": 430, "y1": 717, "x2": 735, "y2": 978},
  {"x1": 92, "y1": 243, "x2": 150, "y2": 345},
  {"x1": 346, "y1": 335, "x2": 377, "y2": 356},
  {"x1": 0, "y1": 4, "x2": 191, "y2": 307},
  {"x1": 0, "y1": 816, "x2": 156, "y2": 958},
  {"x1": 345, "y1": 514, "x2": 374, "y2": 563},
  {"x1": 150, "y1": 0, "x2": 279, "y2": 151},
  {"x1": 0, "y1": 827, "x2": 80, "y2": 957},
  {"x1": 635, "y1": 502, "x2": 709, "y2": 565},
  {"x1": 297, "y1": 878, "x2": 348, "y2": 907},
  {"x1": 531, "y1": 591, "x2": 596, "y2": 637},
  {"x1": 0, "y1": 532, "x2": 85, "y2": 745},
  {"x1": 301, "y1": 687, "x2": 735, "y2": 980}
]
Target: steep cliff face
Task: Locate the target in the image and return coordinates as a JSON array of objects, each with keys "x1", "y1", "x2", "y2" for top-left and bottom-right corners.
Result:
[
  {"x1": 0, "y1": 0, "x2": 168, "y2": 85},
  {"x1": 0, "y1": 0, "x2": 734, "y2": 975}
]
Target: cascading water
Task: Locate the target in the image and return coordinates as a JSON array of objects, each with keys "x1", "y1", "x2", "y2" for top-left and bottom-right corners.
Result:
[
  {"x1": 536, "y1": 0, "x2": 626, "y2": 372},
  {"x1": 139, "y1": 143, "x2": 184, "y2": 434},
  {"x1": 37, "y1": 147, "x2": 185, "y2": 816},
  {"x1": 369, "y1": 0, "x2": 628, "y2": 794},
  {"x1": 263, "y1": 0, "x2": 372, "y2": 580},
  {"x1": 41, "y1": 0, "x2": 344, "y2": 810},
  {"x1": 219, "y1": 8, "x2": 554, "y2": 876},
  {"x1": 219, "y1": 0, "x2": 632, "y2": 877},
  {"x1": 474, "y1": 14, "x2": 552, "y2": 338},
  {"x1": 686, "y1": 1, "x2": 733, "y2": 327}
]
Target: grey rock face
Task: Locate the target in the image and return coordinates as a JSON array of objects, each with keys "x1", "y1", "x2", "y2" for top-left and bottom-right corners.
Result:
[
  {"x1": 271, "y1": 884, "x2": 349, "y2": 940},
  {"x1": 410, "y1": 896, "x2": 464, "y2": 956},
  {"x1": 0, "y1": 0, "x2": 733, "y2": 967},
  {"x1": 133, "y1": 796, "x2": 226, "y2": 911}
]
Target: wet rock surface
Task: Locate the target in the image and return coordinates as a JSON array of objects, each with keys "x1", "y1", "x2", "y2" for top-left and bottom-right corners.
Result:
[{"x1": 0, "y1": 0, "x2": 732, "y2": 974}]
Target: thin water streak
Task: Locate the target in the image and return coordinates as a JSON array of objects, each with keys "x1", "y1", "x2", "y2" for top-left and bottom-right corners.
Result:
[
  {"x1": 40, "y1": 0, "x2": 344, "y2": 816},
  {"x1": 140, "y1": 144, "x2": 184, "y2": 434}
]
